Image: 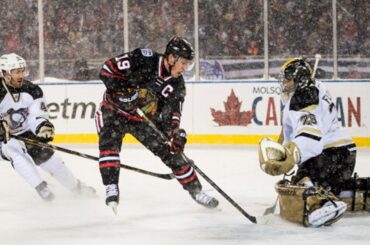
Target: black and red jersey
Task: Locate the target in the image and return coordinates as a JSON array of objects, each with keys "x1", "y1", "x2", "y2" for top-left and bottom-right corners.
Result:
[{"x1": 99, "y1": 48, "x2": 186, "y2": 133}]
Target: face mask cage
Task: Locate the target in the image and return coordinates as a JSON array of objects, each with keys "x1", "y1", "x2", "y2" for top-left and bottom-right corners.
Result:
[
  {"x1": 279, "y1": 67, "x2": 298, "y2": 104},
  {"x1": 279, "y1": 67, "x2": 297, "y2": 93}
]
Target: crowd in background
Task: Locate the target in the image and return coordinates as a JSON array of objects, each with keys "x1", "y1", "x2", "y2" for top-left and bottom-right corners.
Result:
[{"x1": 0, "y1": 0, "x2": 369, "y2": 80}]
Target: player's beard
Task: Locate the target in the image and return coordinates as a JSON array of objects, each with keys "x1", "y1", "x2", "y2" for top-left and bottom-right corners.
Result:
[{"x1": 11, "y1": 79, "x2": 24, "y2": 88}]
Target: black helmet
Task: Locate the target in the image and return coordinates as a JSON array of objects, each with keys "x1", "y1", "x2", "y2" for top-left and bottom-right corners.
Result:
[
  {"x1": 165, "y1": 36, "x2": 195, "y2": 61},
  {"x1": 280, "y1": 57, "x2": 312, "y2": 83}
]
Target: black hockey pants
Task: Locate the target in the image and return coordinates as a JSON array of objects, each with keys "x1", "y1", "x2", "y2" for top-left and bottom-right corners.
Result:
[
  {"x1": 292, "y1": 143, "x2": 356, "y2": 195},
  {"x1": 95, "y1": 106, "x2": 201, "y2": 192}
]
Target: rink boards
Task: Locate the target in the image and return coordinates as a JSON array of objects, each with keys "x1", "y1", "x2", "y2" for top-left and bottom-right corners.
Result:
[{"x1": 39, "y1": 79, "x2": 370, "y2": 147}]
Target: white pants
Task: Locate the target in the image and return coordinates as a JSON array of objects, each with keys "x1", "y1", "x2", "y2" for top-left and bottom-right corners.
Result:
[{"x1": 1, "y1": 138, "x2": 78, "y2": 191}]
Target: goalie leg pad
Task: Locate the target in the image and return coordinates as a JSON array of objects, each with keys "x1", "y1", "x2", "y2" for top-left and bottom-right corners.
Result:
[
  {"x1": 339, "y1": 175, "x2": 370, "y2": 212},
  {"x1": 275, "y1": 179, "x2": 346, "y2": 227}
]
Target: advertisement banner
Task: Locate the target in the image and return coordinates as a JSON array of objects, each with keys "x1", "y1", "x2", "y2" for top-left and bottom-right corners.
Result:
[{"x1": 40, "y1": 80, "x2": 370, "y2": 146}]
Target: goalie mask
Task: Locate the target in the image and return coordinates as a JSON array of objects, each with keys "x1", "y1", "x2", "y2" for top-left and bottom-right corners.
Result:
[{"x1": 279, "y1": 57, "x2": 312, "y2": 103}]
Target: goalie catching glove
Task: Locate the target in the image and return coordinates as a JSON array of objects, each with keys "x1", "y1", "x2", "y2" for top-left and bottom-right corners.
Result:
[
  {"x1": 258, "y1": 137, "x2": 301, "y2": 176},
  {"x1": 35, "y1": 120, "x2": 55, "y2": 142}
]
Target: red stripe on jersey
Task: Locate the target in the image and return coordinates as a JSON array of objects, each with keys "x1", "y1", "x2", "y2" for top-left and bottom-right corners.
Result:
[
  {"x1": 158, "y1": 57, "x2": 163, "y2": 78},
  {"x1": 100, "y1": 70, "x2": 125, "y2": 79},
  {"x1": 158, "y1": 56, "x2": 171, "y2": 80},
  {"x1": 178, "y1": 172, "x2": 197, "y2": 184},
  {"x1": 100, "y1": 150, "x2": 119, "y2": 156},
  {"x1": 107, "y1": 59, "x2": 120, "y2": 73},
  {"x1": 95, "y1": 111, "x2": 102, "y2": 131},
  {"x1": 99, "y1": 162, "x2": 121, "y2": 168},
  {"x1": 172, "y1": 120, "x2": 180, "y2": 125},
  {"x1": 174, "y1": 164, "x2": 191, "y2": 175},
  {"x1": 173, "y1": 112, "x2": 181, "y2": 117}
]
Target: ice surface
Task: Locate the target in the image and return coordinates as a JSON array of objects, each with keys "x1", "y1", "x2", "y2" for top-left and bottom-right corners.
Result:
[{"x1": 0, "y1": 145, "x2": 369, "y2": 245}]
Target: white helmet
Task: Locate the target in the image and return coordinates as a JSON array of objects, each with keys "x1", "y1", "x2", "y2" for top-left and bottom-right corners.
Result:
[{"x1": 0, "y1": 53, "x2": 27, "y2": 75}]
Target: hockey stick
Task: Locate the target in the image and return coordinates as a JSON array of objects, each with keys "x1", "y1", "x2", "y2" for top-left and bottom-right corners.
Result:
[
  {"x1": 136, "y1": 108, "x2": 257, "y2": 224},
  {"x1": 263, "y1": 196, "x2": 278, "y2": 216},
  {"x1": 311, "y1": 53, "x2": 322, "y2": 78},
  {"x1": 11, "y1": 135, "x2": 174, "y2": 180}
]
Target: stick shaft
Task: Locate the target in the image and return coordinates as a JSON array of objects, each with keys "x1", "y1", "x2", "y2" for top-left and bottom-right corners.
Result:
[
  {"x1": 12, "y1": 135, "x2": 174, "y2": 180},
  {"x1": 311, "y1": 54, "x2": 321, "y2": 78},
  {"x1": 136, "y1": 109, "x2": 257, "y2": 223}
]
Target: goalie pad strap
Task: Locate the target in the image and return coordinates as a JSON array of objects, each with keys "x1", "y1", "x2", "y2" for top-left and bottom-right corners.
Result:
[{"x1": 339, "y1": 175, "x2": 370, "y2": 212}]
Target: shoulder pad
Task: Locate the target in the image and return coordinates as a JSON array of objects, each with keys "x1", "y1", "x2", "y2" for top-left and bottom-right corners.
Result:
[
  {"x1": 289, "y1": 86, "x2": 319, "y2": 111},
  {"x1": 21, "y1": 80, "x2": 44, "y2": 99}
]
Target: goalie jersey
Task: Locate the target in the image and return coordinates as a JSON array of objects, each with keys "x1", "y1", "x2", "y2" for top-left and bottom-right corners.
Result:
[
  {"x1": 0, "y1": 79, "x2": 49, "y2": 135},
  {"x1": 281, "y1": 80, "x2": 355, "y2": 163}
]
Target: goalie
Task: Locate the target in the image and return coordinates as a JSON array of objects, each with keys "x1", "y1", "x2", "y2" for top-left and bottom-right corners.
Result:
[{"x1": 258, "y1": 58, "x2": 369, "y2": 227}]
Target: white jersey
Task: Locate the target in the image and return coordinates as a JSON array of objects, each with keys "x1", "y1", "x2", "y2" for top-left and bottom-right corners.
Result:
[
  {"x1": 0, "y1": 79, "x2": 49, "y2": 136},
  {"x1": 282, "y1": 80, "x2": 355, "y2": 163}
]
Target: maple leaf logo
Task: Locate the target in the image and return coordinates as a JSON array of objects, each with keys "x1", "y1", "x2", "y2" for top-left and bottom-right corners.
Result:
[{"x1": 210, "y1": 89, "x2": 254, "y2": 126}]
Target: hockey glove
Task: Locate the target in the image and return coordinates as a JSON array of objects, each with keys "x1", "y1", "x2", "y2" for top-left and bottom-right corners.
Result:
[
  {"x1": 0, "y1": 120, "x2": 10, "y2": 143},
  {"x1": 258, "y1": 138, "x2": 300, "y2": 176},
  {"x1": 169, "y1": 128, "x2": 187, "y2": 154},
  {"x1": 35, "y1": 120, "x2": 55, "y2": 142}
]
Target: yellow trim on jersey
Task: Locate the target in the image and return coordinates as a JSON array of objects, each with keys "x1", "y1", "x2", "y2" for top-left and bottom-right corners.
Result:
[
  {"x1": 51, "y1": 134, "x2": 370, "y2": 147},
  {"x1": 296, "y1": 127, "x2": 322, "y2": 136},
  {"x1": 299, "y1": 104, "x2": 318, "y2": 112},
  {"x1": 324, "y1": 139, "x2": 355, "y2": 149}
]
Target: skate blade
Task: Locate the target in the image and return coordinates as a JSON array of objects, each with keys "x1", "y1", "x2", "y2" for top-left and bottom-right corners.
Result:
[{"x1": 107, "y1": 201, "x2": 118, "y2": 215}]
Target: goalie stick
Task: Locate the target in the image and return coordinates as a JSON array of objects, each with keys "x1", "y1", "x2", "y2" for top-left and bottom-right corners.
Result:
[
  {"x1": 311, "y1": 53, "x2": 322, "y2": 79},
  {"x1": 136, "y1": 108, "x2": 257, "y2": 224},
  {"x1": 12, "y1": 135, "x2": 174, "y2": 180}
]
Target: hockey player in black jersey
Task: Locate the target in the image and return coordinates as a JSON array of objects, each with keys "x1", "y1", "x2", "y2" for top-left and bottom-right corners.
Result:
[
  {"x1": 96, "y1": 36, "x2": 219, "y2": 212},
  {"x1": 0, "y1": 53, "x2": 96, "y2": 201}
]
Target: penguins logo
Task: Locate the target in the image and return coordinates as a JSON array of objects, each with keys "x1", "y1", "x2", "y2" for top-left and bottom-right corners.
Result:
[{"x1": 3, "y1": 108, "x2": 29, "y2": 133}]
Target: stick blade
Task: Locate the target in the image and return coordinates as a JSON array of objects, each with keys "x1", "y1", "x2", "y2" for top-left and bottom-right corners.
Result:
[{"x1": 107, "y1": 201, "x2": 118, "y2": 215}]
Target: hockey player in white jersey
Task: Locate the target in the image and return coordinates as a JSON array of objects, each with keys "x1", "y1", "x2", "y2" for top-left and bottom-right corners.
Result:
[
  {"x1": 0, "y1": 53, "x2": 96, "y2": 201},
  {"x1": 258, "y1": 57, "x2": 358, "y2": 227}
]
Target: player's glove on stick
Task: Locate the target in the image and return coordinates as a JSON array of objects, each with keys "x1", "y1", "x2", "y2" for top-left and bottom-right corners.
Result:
[
  {"x1": 0, "y1": 120, "x2": 10, "y2": 143},
  {"x1": 258, "y1": 138, "x2": 300, "y2": 176},
  {"x1": 35, "y1": 120, "x2": 55, "y2": 142},
  {"x1": 169, "y1": 128, "x2": 187, "y2": 154}
]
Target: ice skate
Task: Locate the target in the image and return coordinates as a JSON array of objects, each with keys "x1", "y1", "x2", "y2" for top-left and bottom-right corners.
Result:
[
  {"x1": 35, "y1": 181, "x2": 55, "y2": 202},
  {"x1": 190, "y1": 190, "x2": 219, "y2": 209},
  {"x1": 106, "y1": 184, "x2": 119, "y2": 215},
  {"x1": 73, "y1": 180, "x2": 97, "y2": 197}
]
